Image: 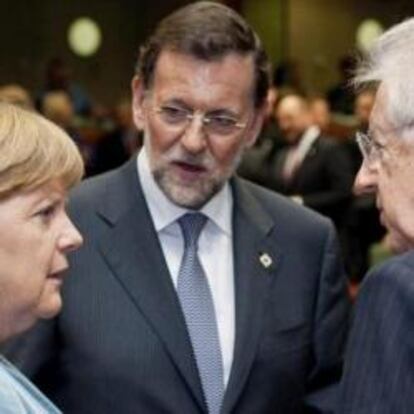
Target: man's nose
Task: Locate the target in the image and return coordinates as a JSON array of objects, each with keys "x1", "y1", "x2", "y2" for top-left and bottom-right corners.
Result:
[
  {"x1": 353, "y1": 161, "x2": 378, "y2": 195},
  {"x1": 180, "y1": 114, "x2": 207, "y2": 154}
]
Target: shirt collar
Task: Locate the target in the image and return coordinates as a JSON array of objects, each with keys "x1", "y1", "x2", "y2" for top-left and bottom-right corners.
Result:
[
  {"x1": 137, "y1": 148, "x2": 233, "y2": 235},
  {"x1": 299, "y1": 125, "x2": 320, "y2": 149}
]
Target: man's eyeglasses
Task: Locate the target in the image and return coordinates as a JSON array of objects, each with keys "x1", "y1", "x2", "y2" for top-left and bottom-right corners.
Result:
[
  {"x1": 355, "y1": 130, "x2": 385, "y2": 169},
  {"x1": 154, "y1": 105, "x2": 248, "y2": 136}
]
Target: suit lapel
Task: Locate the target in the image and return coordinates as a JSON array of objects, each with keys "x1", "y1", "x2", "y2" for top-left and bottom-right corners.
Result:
[
  {"x1": 95, "y1": 159, "x2": 206, "y2": 412},
  {"x1": 222, "y1": 178, "x2": 282, "y2": 413}
]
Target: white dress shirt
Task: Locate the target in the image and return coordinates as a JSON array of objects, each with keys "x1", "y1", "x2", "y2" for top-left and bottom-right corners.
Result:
[{"x1": 137, "y1": 150, "x2": 235, "y2": 386}]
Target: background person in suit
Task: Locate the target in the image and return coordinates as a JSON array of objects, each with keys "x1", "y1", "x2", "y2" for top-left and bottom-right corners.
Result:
[
  {"x1": 268, "y1": 94, "x2": 354, "y2": 232},
  {"x1": 338, "y1": 17, "x2": 414, "y2": 413},
  {"x1": 4, "y1": 2, "x2": 349, "y2": 413}
]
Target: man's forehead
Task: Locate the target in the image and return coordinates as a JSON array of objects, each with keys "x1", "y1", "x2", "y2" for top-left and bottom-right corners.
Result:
[
  {"x1": 154, "y1": 49, "x2": 254, "y2": 74},
  {"x1": 150, "y1": 50, "x2": 256, "y2": 105}
]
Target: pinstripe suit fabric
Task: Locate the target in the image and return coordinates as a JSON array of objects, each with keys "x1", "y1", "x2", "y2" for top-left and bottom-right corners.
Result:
[{"x1": 338, "y1": 252, "x2": 414, "y2": 414}]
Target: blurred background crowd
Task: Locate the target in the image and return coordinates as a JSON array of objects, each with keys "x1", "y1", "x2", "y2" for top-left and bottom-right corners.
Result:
[{"x1": 3, "y1": 0, "x2": 414, "y2": 292}]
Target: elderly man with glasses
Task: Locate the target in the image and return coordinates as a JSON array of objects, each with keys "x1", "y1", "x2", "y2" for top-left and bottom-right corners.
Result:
[
  {"x1": 5, "y1": 2, "x2": 349, "y2": 413},
  {"x1": 338, "y1": 18, "x2": 414, "y2": 414}
]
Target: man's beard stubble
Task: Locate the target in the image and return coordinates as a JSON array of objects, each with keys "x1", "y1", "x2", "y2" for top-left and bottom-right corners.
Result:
[{"x1": 146, "y1": 139, "x2": 244, "y2": 210}]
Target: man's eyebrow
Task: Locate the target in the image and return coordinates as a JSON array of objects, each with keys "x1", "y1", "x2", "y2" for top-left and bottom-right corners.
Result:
[
  {"x1": 206, "y1": 108, "x2": 239, "y2": 117},
  {"x1": 162, "y1": 98, "x2": 189, "y2": 108},
  {"x1": 368, "y1": 123, "x2": 387, "y2": 138},
  {"x1": 371, "y1": 122, "x2": 407, "y2": 140}
]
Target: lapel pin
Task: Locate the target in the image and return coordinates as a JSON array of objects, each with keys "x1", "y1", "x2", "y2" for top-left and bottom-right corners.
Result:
[{"x1": 259, "y1": 253, "x2": 273, "y2": 269}]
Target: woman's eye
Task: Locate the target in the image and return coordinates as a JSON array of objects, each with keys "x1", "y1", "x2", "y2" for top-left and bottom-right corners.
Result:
[{"x1": 35, "y1": 204, "x2": 57, "y2": 223}]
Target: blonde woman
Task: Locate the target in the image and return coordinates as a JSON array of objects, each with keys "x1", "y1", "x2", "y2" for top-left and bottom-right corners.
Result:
[{"x1": 0, "y1": 102, "x2": 83, "y2": 413}]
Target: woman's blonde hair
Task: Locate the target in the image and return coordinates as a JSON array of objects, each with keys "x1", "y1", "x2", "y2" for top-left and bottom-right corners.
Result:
[{"x1": 0, "y1": 102, "x2": 84, "y2": 199}]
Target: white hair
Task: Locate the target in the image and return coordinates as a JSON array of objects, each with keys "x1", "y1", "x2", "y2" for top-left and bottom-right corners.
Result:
[{"x1": 355, "y1": 18, "x2": 414, "y2": 130}]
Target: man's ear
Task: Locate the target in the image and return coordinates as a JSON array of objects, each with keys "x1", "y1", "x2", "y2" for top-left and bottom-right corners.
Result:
[
  {"x1": 131, "y1": 75, "x2": 146, "y2": 131},
  {"x1": 245, "y1": 104, "x2": 266, "y2": 149}
]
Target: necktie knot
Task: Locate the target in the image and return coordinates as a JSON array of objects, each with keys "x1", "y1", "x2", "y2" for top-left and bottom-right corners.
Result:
[{"x1": 179, "y1": 213, "x2": 207, "y2": 248}]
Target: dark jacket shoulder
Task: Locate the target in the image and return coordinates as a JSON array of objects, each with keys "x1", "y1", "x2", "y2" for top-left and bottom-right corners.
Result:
[{"x1": 363, "y1": 251, "x2": 414, "y2": 296}]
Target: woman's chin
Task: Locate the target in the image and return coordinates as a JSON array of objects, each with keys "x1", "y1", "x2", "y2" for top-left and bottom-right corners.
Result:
[{"x1": 36, "y1": 291, "x2": 63, "y2": 320}]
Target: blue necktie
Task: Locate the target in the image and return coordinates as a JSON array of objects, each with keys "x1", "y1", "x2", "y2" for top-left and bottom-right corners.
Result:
[{"x1": 177, "y1": 213, "x2": 224, "y2": 414}]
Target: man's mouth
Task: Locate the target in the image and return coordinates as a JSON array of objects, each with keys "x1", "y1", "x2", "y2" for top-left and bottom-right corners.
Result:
[{"x1": 172, "y1": 161, "x2": 207, "y2": 176}]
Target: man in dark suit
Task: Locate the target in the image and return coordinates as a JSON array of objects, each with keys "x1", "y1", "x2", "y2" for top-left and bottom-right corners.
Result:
[
  {"x1": 338, "y1": 18, "x2": 414, "y2": 413},
  {"x1": 5, "y1": 2, "x2": 349, "y2": 413},
  {"x1": 267, "y1": 94, "x2": 353, "y2": 231}
]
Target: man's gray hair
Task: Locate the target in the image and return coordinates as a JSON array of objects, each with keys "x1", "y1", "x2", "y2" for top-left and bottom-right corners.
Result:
[{"x1": 355, "y1": 18, "x2": 414, "y2": 129}]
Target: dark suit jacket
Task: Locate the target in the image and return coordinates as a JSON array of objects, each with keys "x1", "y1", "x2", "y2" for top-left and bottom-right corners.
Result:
[
  {"x1": 266, "y1": 135, "x2": 353, "y2": 230},
  {"x1": 338, "y1": 252, "x2": 414, "y2": 414},
  {"x1": 4, "y1": 157, "x2": 349, "y2": 414}
]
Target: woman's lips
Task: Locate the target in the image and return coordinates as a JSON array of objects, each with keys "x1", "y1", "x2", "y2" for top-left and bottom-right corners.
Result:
[{"x1": 47, "y1": 269, "x2": 67, "y2": 283}]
